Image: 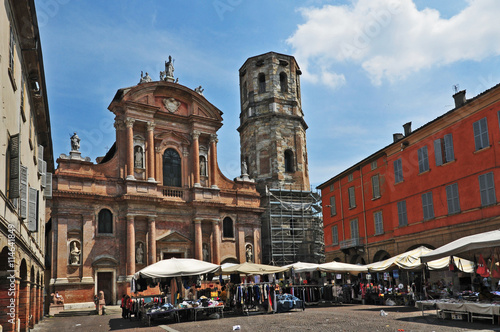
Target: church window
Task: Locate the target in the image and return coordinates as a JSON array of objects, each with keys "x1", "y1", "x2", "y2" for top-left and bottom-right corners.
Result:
[
  {"x1": 223, "y1": 217, "x2": 234, "y2": 238},
  {"x1": 98, "y1": 209, "x2": 113, "y2": 234},
  {"x1": 280, "y1": 72, "x2": 288, "y2": 93},
  {"x1": 242, "y1": 81, "x2": 247, "y2": 102},
  {"x1": 284, "y1": 149, "x2": 294, "y2": 172},
  {"x1": 163, "y1": 148, "x2": 182, "y2": 187},
  {"x1": 258, "y1": 73, "x2": 266, "y2": 93}
]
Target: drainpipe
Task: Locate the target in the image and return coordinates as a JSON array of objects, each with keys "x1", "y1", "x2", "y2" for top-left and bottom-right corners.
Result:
[{"x1": 359, "y1": 167, "x2": 369, "y2": 263}]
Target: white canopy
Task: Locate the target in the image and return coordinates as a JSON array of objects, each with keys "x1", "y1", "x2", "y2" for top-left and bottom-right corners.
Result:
[
  {"x1": 133, "y1": 258, "x2": 220, "y2": 279},
  {"x1": 367, "y1": 246, "x2": 474, "y2": 273},
  {"x1": 318, "y1": 261, "x2": 368, "y2": 274},
  {"x1": 283, "y1": 262, "x2": 320, "y2": 273},
  {"x1": 220, "y1": 262, "x2": 288, "y2": 275},
  {"x1": 420, "y1": 229, "x2": 500, "y2": 263}
]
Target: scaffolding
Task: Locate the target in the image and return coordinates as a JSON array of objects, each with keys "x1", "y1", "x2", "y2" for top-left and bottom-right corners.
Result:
[{"x1": 262, "y1": 186, "x2": 325, "y2": 266}]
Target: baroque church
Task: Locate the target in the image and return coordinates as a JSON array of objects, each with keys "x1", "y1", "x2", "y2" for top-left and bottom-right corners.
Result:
[{"x1": 47, "y1": 52, "x2": 323, "y2": 306}]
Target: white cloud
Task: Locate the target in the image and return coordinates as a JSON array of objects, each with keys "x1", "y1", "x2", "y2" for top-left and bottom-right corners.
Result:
[{"x1": 287, "y1": 0, "x2": 500, "y2": 87}]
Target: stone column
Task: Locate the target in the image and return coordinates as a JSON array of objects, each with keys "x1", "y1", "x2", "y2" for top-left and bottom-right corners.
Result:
[
  {"x1": 209, "y1": 134, "x2": 218, "y2": 188},
  {"x1": 253, "y1": 227, "x2": 261, "y2": 264},
  {"x1": 148, "y1": 216, "x2": 156, "y2": 265},
  {"x1": 125, "y1": 118, "x2": 135, "y2": 180},
  {"x1": 192, "y1": 131, "x2": 201, "y2": 187},
  {"x1": 193, "y1": 218, "x2": 203, "y2": 260},
  {"x1": 211, "y1": 219, "x2": 221, "y2": 264},
  {"x1": 126, "y1": 215, "x2": 135, "y2": 276},
  {"x1": 146, "y1": 122, "x2": 155, "y2": 182}
]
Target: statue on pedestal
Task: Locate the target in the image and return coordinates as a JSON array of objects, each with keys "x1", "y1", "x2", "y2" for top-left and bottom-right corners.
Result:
[{"x1": 70, "y1": 132, "x2": 80, "y2": 151}]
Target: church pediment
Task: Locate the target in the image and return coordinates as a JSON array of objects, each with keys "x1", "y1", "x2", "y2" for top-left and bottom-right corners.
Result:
[
  {"x1": 157, "y1": 231, "x2": 192, "y2": 243},
  {"x1": 92, "y1": 255, "x2": 119, "y2": 267}
]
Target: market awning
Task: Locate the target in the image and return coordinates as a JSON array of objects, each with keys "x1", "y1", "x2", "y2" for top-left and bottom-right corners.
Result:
[
  {"x1": 282, "y1": 262, "x2": 320, "y2": 273},
  {"x1": 220, "y1": 262, "x2": 288, "y2": 275},
  {"x1": 133, "y1": 258, "x2": 220, "y2": 279},
  {"x1": 318, "y1": 261, "x2": 368, "y2": 274},
  {"x1": 367, "y1": 246, "x2": 474, "y2": 273},
  {"x1": 420, "y1": 229, "x2": 500, "y2": 263}
]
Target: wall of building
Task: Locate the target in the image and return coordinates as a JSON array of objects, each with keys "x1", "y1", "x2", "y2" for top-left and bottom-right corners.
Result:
[
  {"x1": 0, "y1": 1, "x2": 53, "y2": 331},
  {"x1": 320, "y1": 86, "x2": 500, "y2": 264}
]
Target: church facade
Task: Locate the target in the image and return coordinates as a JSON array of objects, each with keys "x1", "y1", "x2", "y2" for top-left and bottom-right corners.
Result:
[{"x1": 47, "y1": 62, "x2": 263, "y2": 305}]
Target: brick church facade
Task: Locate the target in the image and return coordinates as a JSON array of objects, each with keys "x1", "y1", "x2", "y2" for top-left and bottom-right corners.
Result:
[{"x1": 47, "y1": 64, "x2": 263, "y2": 305}]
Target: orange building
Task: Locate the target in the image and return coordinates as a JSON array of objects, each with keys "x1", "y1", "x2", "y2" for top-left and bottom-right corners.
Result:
[
  {"x1": 47, "y1": 66, "x2": 263, "y2": 306},
  {"x1": 318, "y1": 86, "x2": 500, "y2": 264}
]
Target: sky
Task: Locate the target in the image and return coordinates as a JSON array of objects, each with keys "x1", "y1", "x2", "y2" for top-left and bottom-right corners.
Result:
[{"x1": 36, "y1": 0, "x2": 500, "y2": 189}]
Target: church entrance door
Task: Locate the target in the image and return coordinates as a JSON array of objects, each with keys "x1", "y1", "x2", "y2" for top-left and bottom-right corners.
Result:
[{"x1": 97, "y1": 272, "x2": 113, "y2": 305}]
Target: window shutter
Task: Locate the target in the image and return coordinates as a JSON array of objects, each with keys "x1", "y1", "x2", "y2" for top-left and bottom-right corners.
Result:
[
  {"x1": 9, "y1": 134, "x2": 20, "y2": 198},
  {"x1": 41, "y1": 160, "x2": 47, "y2": 188},
  {"x1": 28, "y1": 187, "x2": 38, "y2": 232},
  {"x1": 19, "y1": 165, "x2": 28, "y2": 219},
  {"x1": 38, "y1": 145, "x2": 44, "y2": 175},
  {"x1": 44, "y1": 172, "x2": 52, "y2": 198},
  {"x1": 434, "y1": 139, "x2": 443, "y2": 166},
  {"x1": 444, "y1": 134, "x2": 454, "y2": 162}
]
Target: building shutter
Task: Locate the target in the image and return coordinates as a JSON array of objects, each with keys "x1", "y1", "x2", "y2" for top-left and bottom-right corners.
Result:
[
  {"x1": 20, "y1": 165, "x2": 28, "y2": 219},
  {"x1": 38, "y1": 144, "x2": 44, "y2": 175},
  {"x1": 41, "y1": 160, "x2": 47, "y2": 188},
  {"x1": 44, "y1": 172, "x2": 52, "y2": 198},
  {"x1": 28, "y1": 187, "x2": 38, "y2": 232},
  {"x1": 434, "y1": 139, "x2": 443, "y2": 166},
  {"x1": 443, "y1": 134, "x2": 454, "y2": 162},
  {"x1": 9, "y1": 134, "x2": 20, "y2": 198}
]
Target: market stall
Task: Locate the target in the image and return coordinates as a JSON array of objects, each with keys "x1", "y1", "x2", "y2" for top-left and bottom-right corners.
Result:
[
  {"x1": 220, "y1": 262, "x2": 294, "y2": 315},
  {"x1": 417, "y1": 230, "x2": 500, "y2": 324},
  {"x1": 132, "y1": 258, "x2": 223, "y2": 325}
]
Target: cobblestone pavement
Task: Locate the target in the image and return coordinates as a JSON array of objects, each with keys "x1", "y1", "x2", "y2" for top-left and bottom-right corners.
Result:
[{"x1": 31, "y1": 304, "x2": 500, "y2": 332}]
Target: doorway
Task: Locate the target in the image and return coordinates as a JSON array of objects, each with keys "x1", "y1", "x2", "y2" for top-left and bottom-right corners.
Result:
[
  {"x1": 162, "y1": 252, "x2": 183, "y2": 260},
  {"x1": 97, "y1": 272, "x2": 113, "y2": 305}
]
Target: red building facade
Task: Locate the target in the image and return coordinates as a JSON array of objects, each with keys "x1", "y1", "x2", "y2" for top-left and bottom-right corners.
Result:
[{"x1": 318, "y1": 86, "x2": 500, "y2": 264}]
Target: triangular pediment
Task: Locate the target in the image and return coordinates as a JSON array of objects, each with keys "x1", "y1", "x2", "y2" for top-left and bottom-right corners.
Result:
[{"x1": 157, "y1": 231, "x2": 192, "y2": 243}]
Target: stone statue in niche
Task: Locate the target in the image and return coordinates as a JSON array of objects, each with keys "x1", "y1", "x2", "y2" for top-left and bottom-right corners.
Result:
[
  {"x1": 246, "y1": 244, "x2": 253, "y2": 263},
  {"x1": 70, "y1": 132, "x2": 80, "y2": 151},
  {"x1": 202, "y1": 243, "x2": 210, "y2": 262},
  {"x1": 241, "y1": 161, "x2": 248, "y2": 176},
  {"x1": 200, "y1": 156, "x2": 206, "y2": 176},
  {"x1": 136, "y1": 242, "x2": 144, "y2": 264},
  {"x1": 134, "y1": 146, "x2": 143, "y2": 168},
  {"x1": 70, "y1": 241, "x2": 80, "y2": 265}
]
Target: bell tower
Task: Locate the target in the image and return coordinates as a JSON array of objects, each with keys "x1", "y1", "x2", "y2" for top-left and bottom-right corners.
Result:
[{"x1": 238, "y1": 52, "x2": 310, "y2": 193}]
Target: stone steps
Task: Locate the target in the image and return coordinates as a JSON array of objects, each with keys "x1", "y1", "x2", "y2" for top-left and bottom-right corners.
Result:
[{"x1": 54, "y1": 309, "x2": 96, "y2": 317}]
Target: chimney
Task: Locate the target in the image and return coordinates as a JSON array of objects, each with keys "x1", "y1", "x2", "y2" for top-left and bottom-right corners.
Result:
[
  {"x1": 453, "y1": 90, "x2": 466, "y2": 108},
  {"x1": 403, "y1": 122, "x2": 412, "y2": 136},
  {"x1": 393, "y1": 133, "x2": 404, "y2": 142}
]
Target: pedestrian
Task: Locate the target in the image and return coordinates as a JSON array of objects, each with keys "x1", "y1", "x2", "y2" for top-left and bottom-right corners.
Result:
[{"x1": 120, "y1": 294, "x2": 127, "y2": 319}]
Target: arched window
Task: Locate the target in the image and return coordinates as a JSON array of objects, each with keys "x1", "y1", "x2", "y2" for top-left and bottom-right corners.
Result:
[
  {"x1": 242, "y1": 81, "x2": 247, "y2": 102},
  {"x1": 280, "y1": 72, "x2": 288, "y2": 93},
  {"x1": 163, "y1": 148, "x2": 182, "y2": 187},
  {"x1": 98, "y1": 209, "x2": 113, "y2": 234},
  {"x1": 284, "y1": 149, "x2": 294, "y2": 173},
  {"x1": 258, "y1": 73, "x2": 266, "y2": 93},
  {"x1": 223, "y1": 217, "x2": 234, "y2": 238}
]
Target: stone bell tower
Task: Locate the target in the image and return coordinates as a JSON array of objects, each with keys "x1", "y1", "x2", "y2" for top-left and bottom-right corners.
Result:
[{"x1": 237, "y1": 52, "x2": 310, "y2": 193}]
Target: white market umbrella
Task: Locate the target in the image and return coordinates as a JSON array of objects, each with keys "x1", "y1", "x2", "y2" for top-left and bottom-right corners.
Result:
[
  {"x1": 318, "y1": 261, "x2": 368, "y2": 274},
  {"x1": 220, "y1": 262, "x2": 288, "y2": 275},
  {"x1": 420, "y1": 229, "x2": 500, "y2": 263},
  {"x1": 283, "y1": 262, "x2": 320, "y2": 273},
  {"x1": 133, "y1": 258, "x2": 220, "y2": 279}
]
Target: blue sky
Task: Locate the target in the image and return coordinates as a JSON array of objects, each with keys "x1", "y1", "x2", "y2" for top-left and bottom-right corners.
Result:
[{"x1": 36, "y1": 0, "x2": 500, "y2": 188}]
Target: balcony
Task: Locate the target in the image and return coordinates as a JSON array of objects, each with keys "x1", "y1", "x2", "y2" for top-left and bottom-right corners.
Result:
[
  {"x1": 339, "y1": 237, "x2": 364, "y2": 251},
  {"x1": 161, "y1": 186, "x2": 185, "y2": 199}
]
